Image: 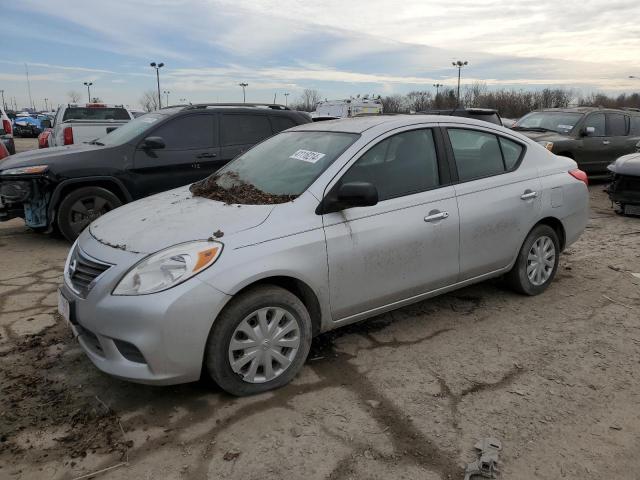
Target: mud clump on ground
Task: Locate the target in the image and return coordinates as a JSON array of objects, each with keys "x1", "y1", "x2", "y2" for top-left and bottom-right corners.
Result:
[{"x1": 190, "y1": 172, "x2": 296, "y2": 205}]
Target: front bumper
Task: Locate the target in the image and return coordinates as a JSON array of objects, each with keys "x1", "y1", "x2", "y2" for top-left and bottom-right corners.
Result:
[
  {"x1": 606, "y1": 174, "x2": 640, "y2": 206},
  {"x1": 62, "y1": 232, "x2": 232, "y2": 385}
]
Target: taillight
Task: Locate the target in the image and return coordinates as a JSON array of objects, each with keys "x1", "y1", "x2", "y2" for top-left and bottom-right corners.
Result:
[
  {"x1": 38, "y1": 131, "x2": 51, "y2": 149},
  {"x1": 0, "y1": 143, "x2": 8, "y2": 160},
  {"x1": 569, "y1": 169, "x2": 588, "y2": 186},
  {"x1": 2, "y1": 119, "x2": 11, "y2": 135},
  {"x1": 63, "y1": 126, "x2": 74, "y2": 145}
]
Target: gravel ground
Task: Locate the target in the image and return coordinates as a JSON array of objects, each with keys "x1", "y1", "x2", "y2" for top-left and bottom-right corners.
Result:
[
  {"x1": 13, "y1": 137, "x2": 38, "y2": 154},
  {"x1": 0, "y1": 184, "x2": 639, "y2": 480}
]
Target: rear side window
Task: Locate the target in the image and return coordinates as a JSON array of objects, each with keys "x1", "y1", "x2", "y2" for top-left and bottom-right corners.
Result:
[
  {"x1": 448, "y1": 129, "x2": 521, "y2": 182},
  {"x1": 630, "y1": 116, "x2": 640, "y2": 135},
  {"x1": 150, "y1": 114, "x2": 214, "y2": 150},
  {"x1": 62, "y1": 107, "x2": 130, "y2": 121},
  {"x1": 271, "y1": 116, "x2": 297, "y2": 133},
  {"x1": 221, "y1": 114, "x2": 272, "y2": 146},
  {"x1": 606, "y1": 114, "x2": 628, "y2": 136},
  {"x1": 340, "y1": 129, "x2": 439, "y2": 201},
  {"x1": 585, "y1": 113, "x2": 605, "y2": 136}
]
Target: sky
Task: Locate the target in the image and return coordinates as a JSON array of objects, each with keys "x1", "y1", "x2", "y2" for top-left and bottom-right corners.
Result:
[{"x1": 1, "y1": 0, "x2": 640, "y2": 110}]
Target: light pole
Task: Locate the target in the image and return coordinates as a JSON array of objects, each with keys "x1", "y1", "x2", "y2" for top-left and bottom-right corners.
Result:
[
  {"x1": 0, "y1": 90, "x2": 5, "y2": 111},
  {"x1": 179, "y1": 97, "x2": 188, "y2": 104},
  {"x1": 44, "y1": 98, "x2": 49, "y2": 111},
  {"x1": 83, "y1": 82, "x2": 93, "y2": 103},
  {"x1": 433, "y1": 83, "x2": 443, "y2": 97},
  {"x1": 163, "y1": 90, "x2": 170, "y2": 106},
  {"x1": 452, "y1": 60, "x2": 468, "y2": 106},
  {"x1": 284, "y1": 92, "x2": 289, "y2": 107},
  {"x1": 238, "y1": 82, "x2": 248, "y2": 103},
  {"x1": 150, "y1": 62, "x2": 165, "y2": 109}
]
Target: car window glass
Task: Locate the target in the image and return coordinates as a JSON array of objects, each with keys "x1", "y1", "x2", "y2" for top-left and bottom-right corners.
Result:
[
  {"x1": 630, "y1": 116, "x2": 640, "y2": 135},
  {"x1": 607, "y1": 114, "x2": 627, "y2": 136},
  {"x1": 151, "y1": 114, "x2": 214, "y2": 149},
  {"x1": 221, "y1": 114, "x2": 272, "y2": 146},
  {"x1": 499, "y1": 137, "x2": 523, "y2": 170},
  {"x1": 448, "y1": 129, "x2": 505, "y2": 181},
  {"x1": 271, "y1": 116, "x2": 297, "y2": 133},
  {"x1": 586, "y1": 113, "x2": 605, "y2": 136},
  {"x1": 62, "y1": 107, "x2": 130, "y2": 121},
  {"x1": 340, "y1": 129, "x2": 440, "y2": 201}
]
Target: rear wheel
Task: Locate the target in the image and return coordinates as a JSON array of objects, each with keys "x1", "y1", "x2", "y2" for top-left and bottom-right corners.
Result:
[
  {"x1": 205, "y1": 285, "x2": 312, "y2": 396},
  {"x1": 505, "y1": 224, "x2": 560, "y2": 295},
  {"x1": 56, "y1": 186, "x2": 122, "y2": 241}
]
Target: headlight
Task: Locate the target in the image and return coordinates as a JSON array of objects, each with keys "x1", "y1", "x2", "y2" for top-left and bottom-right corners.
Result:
[
  {"x1": 0, "y1": 165, "x2": 48, "y2": 175},
  {"x1": 537, "y1": 141, "x2": 554, "y2": 151},
  {"x1": 113, "y1": 240, "x2": 223, "y2": 295}
]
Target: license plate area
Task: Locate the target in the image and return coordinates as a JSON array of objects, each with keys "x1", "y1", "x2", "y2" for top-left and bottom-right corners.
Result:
[{"x1": 58, "y1": 289, "x2": 78, "y2": 336}]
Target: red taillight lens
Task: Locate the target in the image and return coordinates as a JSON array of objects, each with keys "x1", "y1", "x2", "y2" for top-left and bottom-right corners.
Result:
[
  {"x1": 38, "y1": 131, "x2": 51, "y2": 149},
  {"x1": 0, "y1": 143, "x2": 9, "y2": 160},
  {"x1": 2, "y1": 119, "x2": 11, "y2": 135},
  {"x1": 63, "y1": 126, "x2": 74, "y2": 145},
  {"x1": 569, "y1": 168, "x2": 588, "y2": 186}
]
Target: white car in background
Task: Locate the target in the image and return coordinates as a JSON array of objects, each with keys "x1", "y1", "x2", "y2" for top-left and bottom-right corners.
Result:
[{"x1": 49, "y1": 103, "x2": 134, "y2": 147}]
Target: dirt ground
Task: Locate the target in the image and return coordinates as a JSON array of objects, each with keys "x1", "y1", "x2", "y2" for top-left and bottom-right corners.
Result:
[
  {"x1": 13, "y1": 137, "x2": 38, "y2": 154},
  {"x1": 1, "y1": 182, "x2": 639, "y2": 480}
]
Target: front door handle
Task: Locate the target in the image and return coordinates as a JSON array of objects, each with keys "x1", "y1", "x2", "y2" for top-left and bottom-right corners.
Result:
[
  {"x1": 602, "y1": 140, "x2": 610, "y2": 145},
  {"x1": 424, "y1": 211, "x2": 449, "y2": 222},
  {"x1": 196, "y1": 153, "x2": 217, "y2": 159},
  {"x1": 520, "y1": 190, "x2": 538, "y2": 200}
]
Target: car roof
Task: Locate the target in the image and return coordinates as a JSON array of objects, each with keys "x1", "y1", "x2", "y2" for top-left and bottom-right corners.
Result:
[
  {"x1": 537, "y1": 107, "x2": 640, "y2": 115},
  {"x1": 289, "y1": 114, "x2": 501, "y2": 134},
  {"x1": 158, "y1": 104, "x2": 303, "y2": 116}
]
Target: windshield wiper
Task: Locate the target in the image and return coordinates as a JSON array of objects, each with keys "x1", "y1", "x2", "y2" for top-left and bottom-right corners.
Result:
[{"x1": 512, "y1": 126, "x2": 554, "y2": 133}]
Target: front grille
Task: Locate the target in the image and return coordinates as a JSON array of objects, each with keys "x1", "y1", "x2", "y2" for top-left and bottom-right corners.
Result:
[{"x1": 68, "y1": 247, "x2": 111, "y2": 297}]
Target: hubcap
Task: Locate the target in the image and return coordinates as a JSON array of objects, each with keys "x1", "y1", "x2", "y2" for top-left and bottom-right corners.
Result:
[
  {"x1": 526, "y1": 235, "x2": 555, "y2": 286},
  {"x1": 228, "y1": 307, "x2": 301, "y2": 384},
  {"x1": 68, "y1": 196, "x2": 114, "y2": 236}
]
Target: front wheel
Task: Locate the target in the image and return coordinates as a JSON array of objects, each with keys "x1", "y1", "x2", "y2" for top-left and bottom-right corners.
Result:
[
  {"x1": 56, "y1": 186, "x2": 122, "y2": 241},
  {"x1": 505, "y1": 224, "x2": 560, "y2": 295},
  {"x1": 205, "y1": 285, "x2": 312, "y2": 396}
]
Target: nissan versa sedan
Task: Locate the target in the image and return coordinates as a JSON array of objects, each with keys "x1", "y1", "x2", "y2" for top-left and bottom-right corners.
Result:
[{"x1": 58, "y1": 115, "x2": 589, "y2": 396}]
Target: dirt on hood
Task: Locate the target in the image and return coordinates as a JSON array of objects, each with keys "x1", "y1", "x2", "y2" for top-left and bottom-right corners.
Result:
[{"x1": 190, "y1": 172, "x2": 297, "y2": 205}]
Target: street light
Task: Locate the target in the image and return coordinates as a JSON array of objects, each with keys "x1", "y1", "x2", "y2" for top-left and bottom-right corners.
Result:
[
  {"x1": 432, "y1": 83, "x2": 444, "y2": 96},
  {"x1": 452, "y1": 60, "x2": 468, "y2": 106},
  {"x1": 44, "y1": 98, "x2": 49, "y2": 111},
  {"x1": 0, "y1": 90, "x2": 5, "y2": 111},
  {"x1": 238, "y1": 82, "x2": 248, "y2": 103},
  {"x1": 284, "y1": 92, "x2": 289, "y2": 107},
  {"x1": 163, "y1": 90, "x2": 170, "y2": 106},
  {"x1": 150, "y1": 62, "x2": 165, "y2": 109},
  {"x1": 83, "y1": 82, "x2": 93, "y2": 103}
]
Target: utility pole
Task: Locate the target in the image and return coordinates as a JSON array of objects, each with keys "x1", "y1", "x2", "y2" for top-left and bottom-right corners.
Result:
[
  {"x1": 150, "y1": 62, "x2": 165, "y2": 109},
  {"x1": 83, "y1": 82, "x2": 93, "y2": 103},
  {"x1": 452, "y1": 60, "x2": 468, "y2": 107},
  {"x1": 0, "y1": 90, "x2": 5, "y2": 111},
  {"x1": 238, "y1": 82, "x2": 248, "y2": 103},
  {"x1": 44, "y1": 98, "x2": 49, "y2": 111},
  {"x1": 273, "y1": 92, "x2": 277, "y2": 104},
  {"x1": 25, "y1": 63, "x2": 34, "y2": 110},
  {"x1": 284, "y1": 92, "x2": 289, "y2": 107},
  {"x1": 163, "y1": 90, "x2": 170, "y2": 106}
]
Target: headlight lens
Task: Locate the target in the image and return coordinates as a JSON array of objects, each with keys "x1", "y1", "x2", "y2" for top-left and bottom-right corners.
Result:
[
  {"x1": 113, "y1": 240, "x2": 223, "y2": 295},
  {"x1": 1, "y1": 165, "x2": 48, "y2": 175},
  {"x1": 537, "y1": 141, "x2": 554, "y2": 151}
]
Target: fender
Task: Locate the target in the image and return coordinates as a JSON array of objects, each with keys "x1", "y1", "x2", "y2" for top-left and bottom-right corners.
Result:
[{"x1": 47, "y1": 176, "x2": 134, "y2": 226}]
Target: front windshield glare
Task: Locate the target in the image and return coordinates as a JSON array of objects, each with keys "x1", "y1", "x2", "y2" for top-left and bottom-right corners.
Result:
[
  {"x1": 198, "y1": 131, "x2": 359, "y2": 199},
  {"x1": 515, "y1": 112, "x2": 583, "y2": 134},
  {"x1": 96, "y1": 113, "x2": 163, "y2": 146}
]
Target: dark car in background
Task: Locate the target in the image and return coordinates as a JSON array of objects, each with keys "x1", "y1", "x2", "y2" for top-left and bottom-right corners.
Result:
[
  {"x1": 513, "y1": 107, "x2": 640, "y2": 174},
  {"x1": 0, "y1": 104, "x2": 311, "y2": 240},
  {"x1": 418, "y1": 107, "x2": 503, "y2": 126}
]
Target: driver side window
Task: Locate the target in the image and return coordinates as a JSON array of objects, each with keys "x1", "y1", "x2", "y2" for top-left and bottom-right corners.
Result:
[{"x1": 340, "y1": 129, "x2": 440, "y2": 201}]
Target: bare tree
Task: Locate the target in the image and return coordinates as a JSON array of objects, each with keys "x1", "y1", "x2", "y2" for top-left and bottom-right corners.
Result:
[
  {"x1": 67, "y1": 90, "x2": 82, "y2": 103},
  {"x1": 292, "y1": 89, "x2": 322, "y2": 112},
  {"x1": 380, "y1": 94, "x2": 405, "y2": 114},
  {"x1": 140, "y1": 90, "x2": 160, "y2": 112},
  {"x1": 406, "y1": 91, "x2": 433, "y2": 112}
]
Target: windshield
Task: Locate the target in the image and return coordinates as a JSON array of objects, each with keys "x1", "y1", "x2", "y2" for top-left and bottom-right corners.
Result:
[
  {"x1": 190, "y1": 131, "x2": 359, "y2": 203},
  {"x1": 95, "y1": 113, "x2": 163, "y2": 146},
  {"x1": 514, "y1": 112, "x2": 583, "y2": 134}
]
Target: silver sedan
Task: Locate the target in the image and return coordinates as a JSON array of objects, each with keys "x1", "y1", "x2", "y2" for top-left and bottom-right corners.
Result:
[{"x1": 58, "y1": 115, "x2": 589, "y2": 395}]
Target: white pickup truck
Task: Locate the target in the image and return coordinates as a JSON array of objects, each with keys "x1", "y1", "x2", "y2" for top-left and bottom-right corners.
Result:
[{"x1": 48, "y1": 104, "x2": 134, "y2": 147}]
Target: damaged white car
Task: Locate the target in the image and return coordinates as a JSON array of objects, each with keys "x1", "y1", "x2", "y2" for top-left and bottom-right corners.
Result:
[{"x1": 59, "y1": 115, "x2": 589, "y2": 395}]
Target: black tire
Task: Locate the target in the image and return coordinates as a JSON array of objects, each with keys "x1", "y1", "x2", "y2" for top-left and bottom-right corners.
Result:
[
  {"x1": 56, "y1": 186, "x2": 122, "y2": 242},
  {"x1": 505, "y1": 224, "x2": 560, "y2": 296},
  {"x1": 205, "y1": 285, "x2": 312, "y2": 396}
]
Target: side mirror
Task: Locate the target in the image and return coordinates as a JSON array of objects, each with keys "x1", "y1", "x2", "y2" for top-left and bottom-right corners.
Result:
[
  {"x1": 582, "y1": 126, "x2": 595, "y2": 137},
  {"x1": 40, "y1": 119, "x2": 52, "y2": 129},
  {"x1": 320, "y1": 181, "x2": 378, "y2": 213},
  {"x1": 141, "y1": 136, "x2": 165, "y2": 149}
]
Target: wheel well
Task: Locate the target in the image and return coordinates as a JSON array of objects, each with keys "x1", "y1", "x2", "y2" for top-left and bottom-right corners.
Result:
[
  {"x1": 56, "y1": 180, "x2": 128, "y2": 205},
  {"x1": 536, "y1": 217, "x2": 566, "y2": 250},
  {"x1": 235, "y1": 276, "x2": 322, "y2": 337}
]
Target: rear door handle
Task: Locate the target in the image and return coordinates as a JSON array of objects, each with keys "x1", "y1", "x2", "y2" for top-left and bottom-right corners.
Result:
[
  {"x1": 424, "y1": 211, "x2": 449, "y2": 222},
  {"x1": 196, "y1": 153, "x2": 217, "y2": 159},
  {"x1": 520, "y1": 190, "x2": 538, "y2": 200},
  {"x1": 602, "y1": 140, "x2": 610, "y2": 145}
]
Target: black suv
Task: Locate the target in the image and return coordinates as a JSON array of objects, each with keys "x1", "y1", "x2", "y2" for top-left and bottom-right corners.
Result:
[
  {"x1": 418, "y1": 108, "x2": 503, "y2": 126},
  {"x1": 0, "y1": 104, "x2": 311, "y2": 240}
]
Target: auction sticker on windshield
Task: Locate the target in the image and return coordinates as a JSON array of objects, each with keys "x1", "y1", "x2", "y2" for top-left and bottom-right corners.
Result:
[{"x1": 290, "y1": 149, "x2": 326, "y2": 163}]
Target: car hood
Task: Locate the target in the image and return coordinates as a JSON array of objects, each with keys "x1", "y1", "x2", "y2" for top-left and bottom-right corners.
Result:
[
  {"x1": 607, "y1": 152, "x2": 640, "y2": 176},
  {"x1": 516, "y1": 130, "x2": 570, "y2": 142},
  {"x1": 0, "y1": 143, "x2": 102, "y2": 171},
  {"x1": 89, "y1": 186, "x2": 275, "y2": 254}
]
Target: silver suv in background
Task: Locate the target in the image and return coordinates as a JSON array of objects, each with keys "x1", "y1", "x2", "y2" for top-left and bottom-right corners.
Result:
[{"x1": 59, "y1": 115, "x2": 589, "y2": 396}]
